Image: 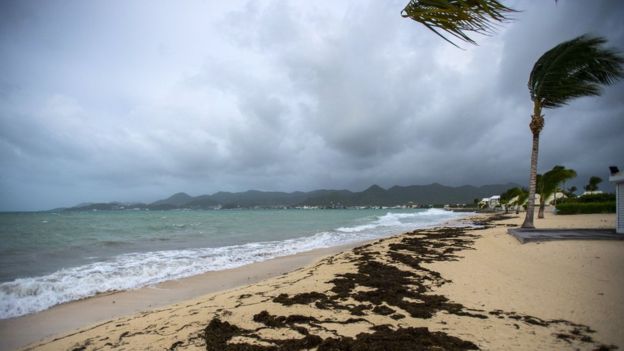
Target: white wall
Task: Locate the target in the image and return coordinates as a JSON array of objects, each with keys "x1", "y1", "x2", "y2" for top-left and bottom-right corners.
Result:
[{"x1": 618, "y1": 183, "x2": 624, "y2": 234}]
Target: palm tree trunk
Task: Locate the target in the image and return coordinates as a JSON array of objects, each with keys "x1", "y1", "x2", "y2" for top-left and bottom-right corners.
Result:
[
  {"x1": 538, "y1": 198, "x2": 545, "y2": 218},
  {"x1": 522, "y1": 132, "x2": 540, "y2": 228},
  {"x1": 522, "y1": 101, "x2": 544, "y2": 229}
]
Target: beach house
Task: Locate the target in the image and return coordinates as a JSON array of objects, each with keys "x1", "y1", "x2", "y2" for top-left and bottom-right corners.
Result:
[
  {"x1": 609, "y1": 166, "x2": 624, "y2": 234},
  {"x1": 479, "y1": 195, "x2": 501, "y2": 210}
]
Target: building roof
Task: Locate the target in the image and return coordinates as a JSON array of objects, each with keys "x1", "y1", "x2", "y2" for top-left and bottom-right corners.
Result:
[{"x1": 609, "y1": 173, "x2": 624, "y2": 183}]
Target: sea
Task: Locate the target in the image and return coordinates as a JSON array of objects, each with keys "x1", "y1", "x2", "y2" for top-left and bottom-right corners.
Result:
[{"x1": 0, "y1": 208, "x2": 469, "y2": 319}]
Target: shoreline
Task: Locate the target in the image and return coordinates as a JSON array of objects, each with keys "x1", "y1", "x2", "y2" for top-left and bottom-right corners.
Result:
[
  {"x1": 0, "y1": 208, "x2": 468, "y2": 321},
  {"x1": 4, "y1": 212, "x2": 623, "y2": 350},
  {"x1": 0, "y1": 211, "x2": 475, "y2": 349},
  {"x1": 0, "y1": 240, "x2": 375, "y2": 351}
]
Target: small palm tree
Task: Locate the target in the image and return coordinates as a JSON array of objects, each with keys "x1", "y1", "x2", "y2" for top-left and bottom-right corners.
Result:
[
  {"x1": 499, "y1": 187, "x2": 518, "y2": 213},
  {"x1": 401, "y1": 0, "x2": 516, "y2": 46},
  {"x1": 536, "y1": 165, "x2": 577, "y2": 218},
  {"x1": 521, "y1": 35, "x2": 624, "y2": 228},
  {"x1": 502, "y1": 187, "x2": 529, "y2": 214},
  {"x1": 584, "y1": 176, "x2": 603, "y2": 192}
]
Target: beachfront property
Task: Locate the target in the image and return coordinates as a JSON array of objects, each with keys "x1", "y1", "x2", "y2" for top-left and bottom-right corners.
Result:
[
  {"x1": 539, "y1": 191, "x2": 567, "y2": 207},
  {"x1": 479, "y1": 195, "x2": 500, "y2": 209},
  {"x1": 609, "y1": 166, "x2": 624, "y2": 234}
]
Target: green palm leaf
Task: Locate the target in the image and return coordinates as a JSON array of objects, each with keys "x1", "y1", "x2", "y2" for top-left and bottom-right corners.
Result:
[
  {"x1": 538, "y1": 165, "x2": 577, "y2": 200},
  {"x1": 401, "y1": 0, "x2": 516, "y2": 46},
  {"x1": 529, "y1": 35, "x2": 624, "y2": 108}
]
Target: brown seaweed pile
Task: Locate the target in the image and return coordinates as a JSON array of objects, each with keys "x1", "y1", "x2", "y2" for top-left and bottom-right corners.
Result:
[{"x1": 204, "y1": 316, "x2": 478, "y2": 351}]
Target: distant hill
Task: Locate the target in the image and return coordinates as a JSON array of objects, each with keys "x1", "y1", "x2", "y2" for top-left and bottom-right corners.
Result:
[
  {"x1": 61, "y1": 182, "x2": 518, "y2": 211},
  {"x1": 299, "y1": 183, "x2": 519, "y2": 207},
  {"x1": 150, "y1": 192, "x2": 193, "y2": 207}
]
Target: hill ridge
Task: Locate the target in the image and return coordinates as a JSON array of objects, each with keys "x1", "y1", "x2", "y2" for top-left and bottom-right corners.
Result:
[{"x1": 62, "y1": 183, "x2": 518, "y2": 211}]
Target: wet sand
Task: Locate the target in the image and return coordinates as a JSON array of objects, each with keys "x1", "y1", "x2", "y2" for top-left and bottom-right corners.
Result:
[{"x1": 4, "y1": 211, "x2": 623, "y2": 350}]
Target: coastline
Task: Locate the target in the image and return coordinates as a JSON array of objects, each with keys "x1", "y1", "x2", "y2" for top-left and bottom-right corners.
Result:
[
  {"x1": 4, "y1": 211, "x2": 623, "y2": 350},
  {"x1": 0, "y1": 241, "x2": 370, "y2": 351},
  {"x1": 1, "y1": 209, "x2": 472, "y2": 351}
]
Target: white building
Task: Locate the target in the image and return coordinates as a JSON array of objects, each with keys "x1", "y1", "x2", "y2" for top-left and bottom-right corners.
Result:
[
  {"x1": 479, "y1": 195, "x2": 500, "y2": 209},
  {"x1": 609, "y1": 166, "x2": 624, "y2": 234}
]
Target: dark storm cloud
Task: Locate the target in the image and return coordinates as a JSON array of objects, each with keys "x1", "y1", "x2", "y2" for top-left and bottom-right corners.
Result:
[{"x1": 0, "y1": 0, "x2": 623, "y2": 211}]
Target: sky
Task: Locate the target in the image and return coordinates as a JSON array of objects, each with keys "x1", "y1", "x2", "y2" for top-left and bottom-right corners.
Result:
[{"x1": 1, "y1": 1, "x2": 623, "y2": 211}]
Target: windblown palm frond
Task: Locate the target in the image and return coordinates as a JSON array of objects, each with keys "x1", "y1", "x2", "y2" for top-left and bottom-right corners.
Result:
[
  {"x1": 401, "y1": 0, "x2": 516, "y2": 47},
  {"x1": 529, "y1": 35, "x2": 624, "y2": 108},
  {"x1": 539, "y1": 165, "x2": 577, "y2": 199}
]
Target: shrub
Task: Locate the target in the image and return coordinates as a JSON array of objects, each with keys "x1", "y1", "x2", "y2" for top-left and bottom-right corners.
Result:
[
  {"x1": 557, "y1": 193, "x2": 615, "y2": 204},
  {"x1": 578, "y1": 193, "x2": 615, "y2": 203},
  {"x1": 555, "y1": 202, "x2": 616, "y2": 215}
]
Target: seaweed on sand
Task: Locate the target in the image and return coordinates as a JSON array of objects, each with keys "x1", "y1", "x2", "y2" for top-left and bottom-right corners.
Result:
[
  {"x1": 274, "y1": 227, "x2": 486, "y2": 320},
  {"x1": 203, "y1": 316, "x2": 478, "y2": 351},
  {"x1": 199, "y1": 216, "x2": 607, "y2": 350}
]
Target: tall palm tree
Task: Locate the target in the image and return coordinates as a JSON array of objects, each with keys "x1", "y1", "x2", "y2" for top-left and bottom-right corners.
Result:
[
  {"x1": 401, "y1": 0, "x2": 516, "y2": 47},
  {"x1": 521, "y1": 35, "x2": 624, "y2": 228},
  {"x1": 536, "y1": 165, "x2": 576, "y2": 219}
]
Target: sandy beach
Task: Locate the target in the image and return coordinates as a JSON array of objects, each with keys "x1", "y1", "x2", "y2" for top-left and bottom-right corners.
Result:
[{"x1": 3, "y1": 211, "x2": 622, "y2": 350}]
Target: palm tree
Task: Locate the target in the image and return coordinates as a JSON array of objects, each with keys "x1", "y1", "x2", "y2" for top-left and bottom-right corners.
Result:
[
  {"x1": 536, "y1": 165, "x2": 577, "y2": 218},
  {"x1": 401, "y1": 0, "x2": 516, "y2": 47},
  {"x1": 499, "y1": 187, "x2": 518, "y2": 213},
  {"x1": 564, "y1": 185, "x2": 577, "y2": 198},
  {"x1": 521, "y1": 35, "x2": 624, "y2": 228},
  {"x1": 501, "y1": 187, "x2": 529, "y2": 214},
  {"x1": 584, "y1": 176, "x2": 603, "y2": 192},
  {"x1": 499, "y1": 187, "x2": 526, "y2": 214}
]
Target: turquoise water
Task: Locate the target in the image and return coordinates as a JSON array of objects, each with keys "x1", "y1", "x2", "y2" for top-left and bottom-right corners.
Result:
[{"x1": 0, "y1": 208, "x2": 467, "y2": 319}]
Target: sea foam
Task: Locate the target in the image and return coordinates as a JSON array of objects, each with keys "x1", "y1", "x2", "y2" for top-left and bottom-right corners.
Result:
[{"x1": 0, "y1": 209, "x2": 467, "y2": 319}]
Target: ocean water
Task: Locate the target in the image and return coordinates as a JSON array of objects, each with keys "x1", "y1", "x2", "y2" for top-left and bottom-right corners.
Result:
[{"x1": 0, "y1": 208, "x2": 468, "y2": 319}]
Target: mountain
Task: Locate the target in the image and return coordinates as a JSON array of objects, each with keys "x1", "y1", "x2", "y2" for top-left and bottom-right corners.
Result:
[
  {"x1": 299, "y1": 183, "x2": 518, "y2": 207},
  {"x1": 62, "y1": 182, "x2": 519, "y2": 211},
  {"x1": 185, "y1": 195, "x2": 220, "y2": 209},
  {"x1": 150, "y1": 192, "x2": 193, "y2": 207}
]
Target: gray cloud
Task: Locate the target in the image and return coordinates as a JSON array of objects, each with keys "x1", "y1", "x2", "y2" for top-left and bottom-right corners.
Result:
[{"x1": 1, "y1": 0, "x2": 623, "y2": 211}]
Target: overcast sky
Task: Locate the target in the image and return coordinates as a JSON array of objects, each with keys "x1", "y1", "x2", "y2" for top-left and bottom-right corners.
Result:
[{"x1": 1, "y1": 0, "x2": 623, "y2": 211}]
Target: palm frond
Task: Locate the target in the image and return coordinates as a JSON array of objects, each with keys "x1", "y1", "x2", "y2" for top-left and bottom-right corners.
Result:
[
  {"x1": 529, "y1": 35, "x2": 624, "y2": 108},
  {"x1": 539, "y1": 165, "x2": 577, "y2": 198},
  {"x1": 401, "y1": 0, "x2": 517, "y2": 47}
]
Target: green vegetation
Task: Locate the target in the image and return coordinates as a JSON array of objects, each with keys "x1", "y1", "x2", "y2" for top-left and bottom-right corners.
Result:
[
  {"x1": 521, "y1": 35, "x2": 624, "y2": 228},
  {"x1": 401, "y1": 0, "x2": 516, "y2": 47},
  {"x1": 499, "y1": 187, "x2": 528, "y2": 214},
  {"x1": 559, "y1": 193, "x2": 615, "y2": 204},
  {"x1": 536, "y1": 165, "x2": 577, "y2": 219},
  {"x1": 556, "y1": 193, "x2": 616, "y2": 215},
  {"x1": 556, "y1": 202, "x2": 616, "y2": 215}
]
